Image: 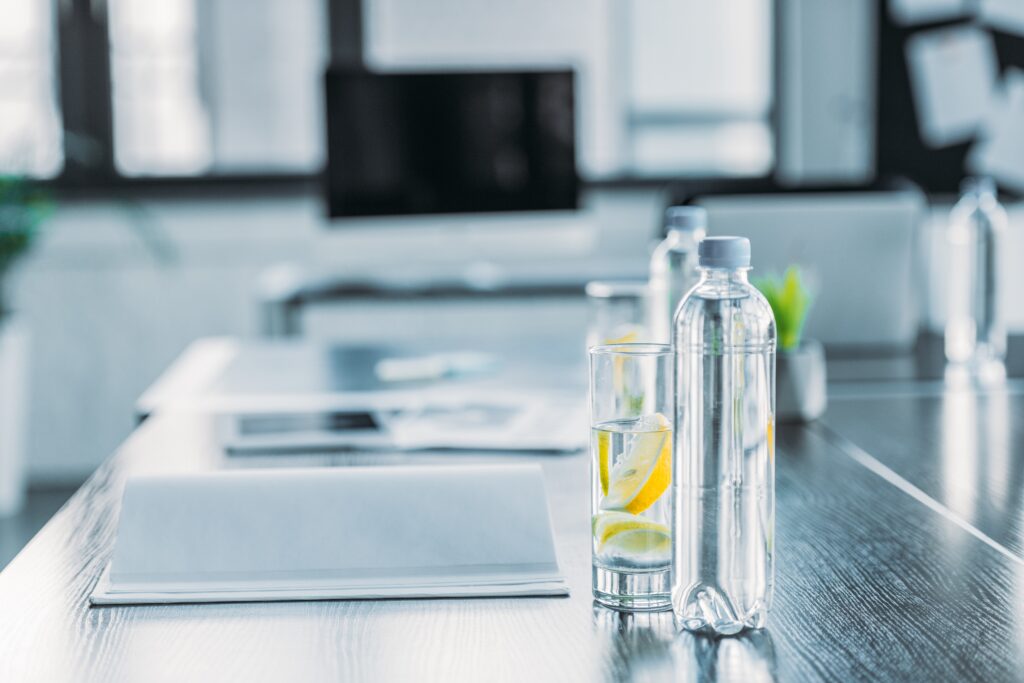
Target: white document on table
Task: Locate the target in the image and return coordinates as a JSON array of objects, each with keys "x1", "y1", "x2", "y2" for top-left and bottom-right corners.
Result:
[
  {"x1": 90, "y1": 464, "x2": 567, "y2": 605},
  {"x1": 906, "y1": 25, "x2": 999, "y2": 148}
]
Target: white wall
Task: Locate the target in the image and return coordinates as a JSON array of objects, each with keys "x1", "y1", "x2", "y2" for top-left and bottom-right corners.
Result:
[
  {"x1": 775, "y1": 0, "x2": 877, "y2": 184},
  {"x1": 628, "y1": 0, "x2": 770, "y2": 116},
  {"x1": 9, "y1": 197, "x2": 317, "y2": 482}
]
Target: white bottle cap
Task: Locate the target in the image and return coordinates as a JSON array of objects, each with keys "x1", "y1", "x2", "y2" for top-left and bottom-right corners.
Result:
[
  {"x1": 665, "y1": 206, "x2": 707, "y2": 233},
  {"x1": 698, "y1": 236, "x2": 751, "y2": 269}
]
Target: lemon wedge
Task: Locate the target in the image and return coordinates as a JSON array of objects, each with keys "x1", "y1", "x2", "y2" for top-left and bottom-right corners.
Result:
[
  {"x1": 593, "y1": 511, "x2": 671, "y2": 560},
  {"x1": 597, "y1": 430, "x2": 610, "y2": 495},
  {"x1": 600, "y1": 413, "x2": 672, "y2": 514}
]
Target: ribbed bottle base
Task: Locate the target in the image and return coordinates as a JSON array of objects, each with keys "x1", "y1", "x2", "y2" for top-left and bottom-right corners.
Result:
[{"x1": 673, "y1": 586, "x2": 768, "y2": 635}]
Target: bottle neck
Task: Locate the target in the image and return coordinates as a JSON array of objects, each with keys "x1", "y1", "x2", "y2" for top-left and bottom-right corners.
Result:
[
  {"x1": 699, "y1": 267, "x2": 750, "y2": 284},
  {"x1": 666, "y1": 227, "x2": 705, "y2": 246}
]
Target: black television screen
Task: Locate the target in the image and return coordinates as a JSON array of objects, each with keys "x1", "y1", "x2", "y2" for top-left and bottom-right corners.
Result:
[{"x1": 324, "y1": 69, "x2": 578, "y2": 218}]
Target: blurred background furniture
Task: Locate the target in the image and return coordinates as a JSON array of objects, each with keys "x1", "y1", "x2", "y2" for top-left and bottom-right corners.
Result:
[
  {"x1": 682, "y1": 179, "x2": 926, "y2": 349},
  {"x1": 4, "y1": 0, "x2": 1024, "y2": 566}
]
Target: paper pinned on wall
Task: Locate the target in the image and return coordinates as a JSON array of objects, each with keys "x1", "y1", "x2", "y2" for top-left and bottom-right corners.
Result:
[
  {"x1": 981, "y1": 0, "x2": 1024, "y2": 37},
  {"x1": 906, "y1": 25, "x2": 999, "y2": 149},
  {"x1": 889, "y1": 0, "x2": 972, "y2": 27},
  {"x1": 968, "y1": 68, "x2": 1024, "y2": 193}
]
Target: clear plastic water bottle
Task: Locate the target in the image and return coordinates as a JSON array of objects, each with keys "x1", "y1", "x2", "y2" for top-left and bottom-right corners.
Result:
[
  {"x1": 649, "y1": 206, "x2": 707, "y2": 343},
  {"x1": 672, "y1": 236, "x2": 776, "y2": 635},
  {"x1": 945, "y1": 177, "x2": 1007, "y2": 369}
]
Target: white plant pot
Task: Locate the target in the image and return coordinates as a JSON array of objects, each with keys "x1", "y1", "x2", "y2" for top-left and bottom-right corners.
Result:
[
  {"x1": 0, "y1": 316, "x2": 28, "y2": 517},
  {"x1": 776, "y1": 339, "x2": 827, "y2": 423}
]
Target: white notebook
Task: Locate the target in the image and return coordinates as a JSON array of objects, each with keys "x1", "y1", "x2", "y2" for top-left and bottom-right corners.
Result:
[{"x1": 90, "y1": 464, "x2": 567, "y2": 605}]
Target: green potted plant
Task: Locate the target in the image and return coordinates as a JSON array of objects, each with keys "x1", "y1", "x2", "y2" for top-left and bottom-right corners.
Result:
[
  {"x1": 754, "y1": 266, "x2": 826, "y2": 422},
  {"x1": 0, "y1": 175, "x2": 47, "y2": 314},
  {"x1": 0, "y1": 175, "x2": 48, "y2": 516}
]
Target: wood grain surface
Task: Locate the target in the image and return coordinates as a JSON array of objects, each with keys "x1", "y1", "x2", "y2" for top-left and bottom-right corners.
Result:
[
  {"x1": 1, "y1": 407, "x2": 1023, "y2": 682},
  {"x1": 823, "y1": 389, "x2": 1024, "y2": 560}
]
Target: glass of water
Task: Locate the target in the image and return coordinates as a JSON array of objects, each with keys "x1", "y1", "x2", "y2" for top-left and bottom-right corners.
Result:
[{"x1": 589, "y1": 343, "x2": 673, "y2": 611}]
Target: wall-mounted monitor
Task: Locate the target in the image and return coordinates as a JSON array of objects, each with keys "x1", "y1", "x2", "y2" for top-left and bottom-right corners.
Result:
[{"x1": 324, "y1": 68, "x2": 578, "y2": 218}]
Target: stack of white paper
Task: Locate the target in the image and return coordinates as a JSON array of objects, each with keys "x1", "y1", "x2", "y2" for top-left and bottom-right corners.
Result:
[{"x1": 90, "y1": 465, "x2": 567, "y2": 605}]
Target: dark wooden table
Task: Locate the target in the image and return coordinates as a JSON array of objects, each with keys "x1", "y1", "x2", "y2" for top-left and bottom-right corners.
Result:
[{"x1": 2, "y1": 338, "x2": 1023, "y2": 682}]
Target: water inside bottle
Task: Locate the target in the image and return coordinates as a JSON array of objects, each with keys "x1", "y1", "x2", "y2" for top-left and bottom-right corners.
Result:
[{"x1": 673, "y1": 273, "x2": 775, "y2": 635}]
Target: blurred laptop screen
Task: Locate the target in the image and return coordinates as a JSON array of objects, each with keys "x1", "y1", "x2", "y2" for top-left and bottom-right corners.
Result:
[{"x1": 324, "y1": 69, "x2": 577, "y2": 218}]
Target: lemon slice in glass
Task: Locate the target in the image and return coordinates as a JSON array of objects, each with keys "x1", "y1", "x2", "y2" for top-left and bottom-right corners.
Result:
[
  {"x1": 593, "y1": 511, "x2": 671, "y2": 561},
  {"x1": 600, "y1": 413, "x2": 672, "y2": 514}
]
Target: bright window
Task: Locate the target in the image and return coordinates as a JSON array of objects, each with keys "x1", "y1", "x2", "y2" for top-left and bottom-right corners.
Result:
[
  {"x1": 108, "y1": 0, "x2": 327, "y2": 176},
  {"x1": 0, "y1": 0, "x2": 63, "y2": 177}
]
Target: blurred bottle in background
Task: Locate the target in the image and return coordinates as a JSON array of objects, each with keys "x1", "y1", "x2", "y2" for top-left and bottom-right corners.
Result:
[
  {"x1": 945, "y1": 177, "x2": 1007, "y2": 373},
  {"x1": 649, "y1": 206, "x2": 707, "y2": 343}
]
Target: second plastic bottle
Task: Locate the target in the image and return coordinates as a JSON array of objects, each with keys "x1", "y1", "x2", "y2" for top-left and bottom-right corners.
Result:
[
  {"x1": 671, "y1": 236, "x2": 776, "y2": 635},
  {"x1": 945, "y1": 177, "x2": 1007, "y2": 370},
  {"x1": 649, "y1": 206, "x2": 707, "y2": 343}
]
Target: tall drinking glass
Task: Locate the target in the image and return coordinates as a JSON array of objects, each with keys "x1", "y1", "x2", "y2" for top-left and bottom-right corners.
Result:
[
  {"x1": 589, "y1": 343, "x2": 673, "y2": 611},
  {"x1": 585, "y1": 280, "x2": 650, "y2": 349}
]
